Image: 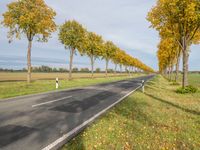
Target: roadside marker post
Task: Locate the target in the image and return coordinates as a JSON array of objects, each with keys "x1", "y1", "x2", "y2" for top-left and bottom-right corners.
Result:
[
  {"x1": 56, "y1": 77, "x2": 59, "y2": 89},
  {"x1": 142, "y1": 80, "x2": 145, "y2": 93}
]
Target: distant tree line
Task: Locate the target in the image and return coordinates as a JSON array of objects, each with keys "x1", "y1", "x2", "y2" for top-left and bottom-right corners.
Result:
[
  {"x1": 1, "y1": 67, "x2": 199, "y2": 74},
  {"x1": 0, "y1": 66, "x2": 123, "y2": 73}
]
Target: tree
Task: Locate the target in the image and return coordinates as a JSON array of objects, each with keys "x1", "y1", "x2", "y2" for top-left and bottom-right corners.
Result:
[
  {"x1": 107, "y1": 69, "x2": 114, "y2": 73},
  {"x1": 72, "y1": 67, "x2": 78, "y2": 72},
  {"x1": 84, "y1": 32, "x2": 103, "y2": 78},
  {"x1": 102, "y1": 41, "x2": 117, "y2": 77},
  {"x1": 2, "y1": 0, "x2": 56, "y2": 83},
  {"x1": 117, "y1": 50, "x2": 126, "y2": 73},
  {"x1": 157, "y1": 37, "x2": 178, "y2": 80},
  {"x1": 112, "y1": 48, "x2": 122, "y2": 74},
  {"x1": 80, "y1": 68, "x2": 89, "y2": 73},
  {"x1": 147, "y1": 0, "x2": 200, "y2": 88},
  {"x1": 59, "y1": 20, "x2": 86, "y2": 80},
  {"x1": 95, "y1": 68, "x2": 101, "y2": 73}
]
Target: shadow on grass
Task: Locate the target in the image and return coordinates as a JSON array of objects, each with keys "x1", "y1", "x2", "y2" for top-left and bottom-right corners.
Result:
[
  {"x1": 61, "y1": 117, "x2": 86, "y2": 150},
  {"x1": 63, "y1": 97, "x2": 154, "y2": 149},
  {"x1": 145, "y1": 93, "x2": 200, "y2": 116},
  {"x1": 112, "y1": 97, "x2": 155, "y2": 126},
  {"x1": 65, "y1": 135, "x2": 85, "y2": 150}
]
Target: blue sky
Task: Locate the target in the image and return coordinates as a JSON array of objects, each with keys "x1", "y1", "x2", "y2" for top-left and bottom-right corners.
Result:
[{"x1": 0, "y1": 0, "x2": 199, "y2": 71}]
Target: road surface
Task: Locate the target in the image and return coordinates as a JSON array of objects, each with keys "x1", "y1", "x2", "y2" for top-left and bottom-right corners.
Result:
[{"x1": 0, "y1": 75, "x2": 154, "y2": 150}]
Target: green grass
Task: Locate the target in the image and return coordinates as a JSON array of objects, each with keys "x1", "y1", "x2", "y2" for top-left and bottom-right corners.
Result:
[
  {"x1": 187, "y1": 73, "x2": 200, "y2": 87},
  {"x1": 170, "y1": 73, "x2": 200, "y2": 87},
  {"x1": 0, "y1": 74, "x2": 143, "y2": 99},
  {"x1": 62, "y1": 75, "x2": 200, "y2": 150}
]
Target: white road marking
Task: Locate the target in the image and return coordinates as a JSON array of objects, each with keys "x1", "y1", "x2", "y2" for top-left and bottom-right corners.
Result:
[
  {"x1": 84, "y1": 86, "x2": 111, "y2": 91},
  {"x1": 121, "y1": 81, "x2": 130, "y2": 84},
  {"x1": 32, "y1": 96, "x2": 72, "y2": 108},
  {"x1": 41, "y1": 85, "x2": 142, "y2": 150}
]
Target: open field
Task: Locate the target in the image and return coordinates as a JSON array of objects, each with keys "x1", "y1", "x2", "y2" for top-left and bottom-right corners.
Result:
[
  {"x1": 62, "y1": 75, "x2": 200, "y2": 150},
  {"x1": 169, "y1": 73, "x2": 200, "y2": 87},
  {"x1": 181, "y1": 73, "x2": 200, "y2": 87},
  {"x1": 0, "y1": 73, "x2": 144, "y2": 99},
  {"x1": 0, "y1": 72, "x2": 132, "y2": 81}
]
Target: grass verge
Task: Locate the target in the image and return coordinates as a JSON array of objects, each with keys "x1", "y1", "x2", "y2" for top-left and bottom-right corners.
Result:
[
  {"x1": 0, "y1": 74, "x2": 143, "y2": 99},
  {"x1": 62, "y1": 75, "x2": 200, "y2": 150}
]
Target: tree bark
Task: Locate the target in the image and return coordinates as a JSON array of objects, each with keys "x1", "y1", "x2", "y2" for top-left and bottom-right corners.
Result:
[
  {"x1": 169, "y1": 64, "x2": 173, "y2": 81},
  {"x1": 90, "y1": 55, "x2": 94, "y2": 78},
  {"x1": 169, "y1": 65, "x2": 171, "y2": 81},
  {"x1": 164, "y1": 68, "x2": 167, "y2": 76},
  {"x1": 128, "y1": 66, "x2": 131, "y2": 77},
  {"x1": 69, "y1": 48, "x2": 74, "y2": 80},
  {"x1": 130, "y1": 66, "x2": 133, "y2": 74},
  {"x1": 175, "y1": 55, "x2": 180, "y2": 82},
  {"x1": 167, "y1": 67, "x2": 170, "y2": 80},
  {"x1": 182, "y1": 39, "x2": 189, "y2": 88},
  {"x1": 114, "y1": 64, "x2": 117, "y2": 75},
  {"x1": 120, "y1": 64, "x2": 122, "y2": 74},
  {"x1": 27, "y1": 40, "x2": 32, "y2": 83},
  {"x1": 105, "y1": 59, "x2": 109, "y2": 77}
]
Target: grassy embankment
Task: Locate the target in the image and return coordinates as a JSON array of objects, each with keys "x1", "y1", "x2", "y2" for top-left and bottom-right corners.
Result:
[
  {"x1": 62, "y1": 74, "x2": 200, "y2": 150},
  {"x1": 0, "y1": 72, "x2": 144, "y2": 99}
]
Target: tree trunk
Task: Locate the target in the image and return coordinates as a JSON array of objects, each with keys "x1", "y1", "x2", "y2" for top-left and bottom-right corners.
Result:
[
  {"x1": 175, "y1": 55, "x2": 180, "y2": 82},
  {"x1": 128, "y1": 66, "x2": 131, "y2": 77},
  {"x1": 125, "y1": 66, "x2": 127, "y2": 73},
  {"x1": 130, "y1": 66, "x2": 133, "y2": 74},
  {"x1": 164, "y1": 69, "x2": 167, "y2": 76},
  {"x1": 27, "y1": 40, "x2": 32, "y2": 83},
  {"x1": 169, "y1": 64, "x2": 173, "y2": 81},
  {"x1": 114, "y1": 64, "x2": 117, "y2": 75},
  {"x1": 135, "y1": 67, "x2": 138, "y2": 73},
  {"x1": 120, "y1": 64, "x2": 122, "y2": 74},
  {"x1": 182, "y1": 39, "x2": 189, "y2": 88},
  {"x1": 69, "y1": 48, "x2": 74, "y2": 80},
  {"x1": 90, "y1": 55, "x2": 94, "y2": 78},
  {"x1": 170, "y1": 66, "x2": 172, "y2": 80},
  {"x1": 105, "y1": 59, "x2": 109, "y2": 77},
  {"x1": 169, "y1": 65, "x2": 171, "y2": 81},
  {"x1": 167, "y1": 67, "x2": 170, "y2": 80}
]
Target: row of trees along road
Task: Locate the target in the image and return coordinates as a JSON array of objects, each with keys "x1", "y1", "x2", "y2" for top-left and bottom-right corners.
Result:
[
  {"x1": 2, "y1": 0, "x2": 154, "y2": 83},
  {"x1": 147, "y1": 0, "x2": 200, "y2": 88},
  {"x1": 58, "y1": 20, "x2": 154, "y2": 80}
]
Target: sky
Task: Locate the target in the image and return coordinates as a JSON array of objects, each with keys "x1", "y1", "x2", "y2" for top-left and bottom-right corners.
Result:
[{"x1": 0, "y1": 0, "x2": 199, "y2": 71}]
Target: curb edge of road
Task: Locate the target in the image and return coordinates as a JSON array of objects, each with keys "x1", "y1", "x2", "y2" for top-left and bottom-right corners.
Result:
[{"x1": 41, "y1": 84, "x2": 144, "y2": 150}]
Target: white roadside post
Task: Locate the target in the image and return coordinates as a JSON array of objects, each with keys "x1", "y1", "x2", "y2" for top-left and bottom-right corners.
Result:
[
  {"x1": 142, "y1": 80, "x2": 145, "y2": 93},
  {"x1": 56, "y1": 77, "x2": 59, "y2": 89}
]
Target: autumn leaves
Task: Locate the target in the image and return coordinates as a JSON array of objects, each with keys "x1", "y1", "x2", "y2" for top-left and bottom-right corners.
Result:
[
  {"x1": 58, "y1": 20, "x2": 154, "y2": 80},
  {"x1": 147, "y1": 0, "x2": 200, "y2": 88},
  {"x1": 2, "y1": 0, "x2": 56, "y2": 83}
]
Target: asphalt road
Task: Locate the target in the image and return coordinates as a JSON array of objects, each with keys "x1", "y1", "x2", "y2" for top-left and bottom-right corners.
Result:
[{"x1": 0, "y1": 75, "x2": 154, "y2": 150}]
